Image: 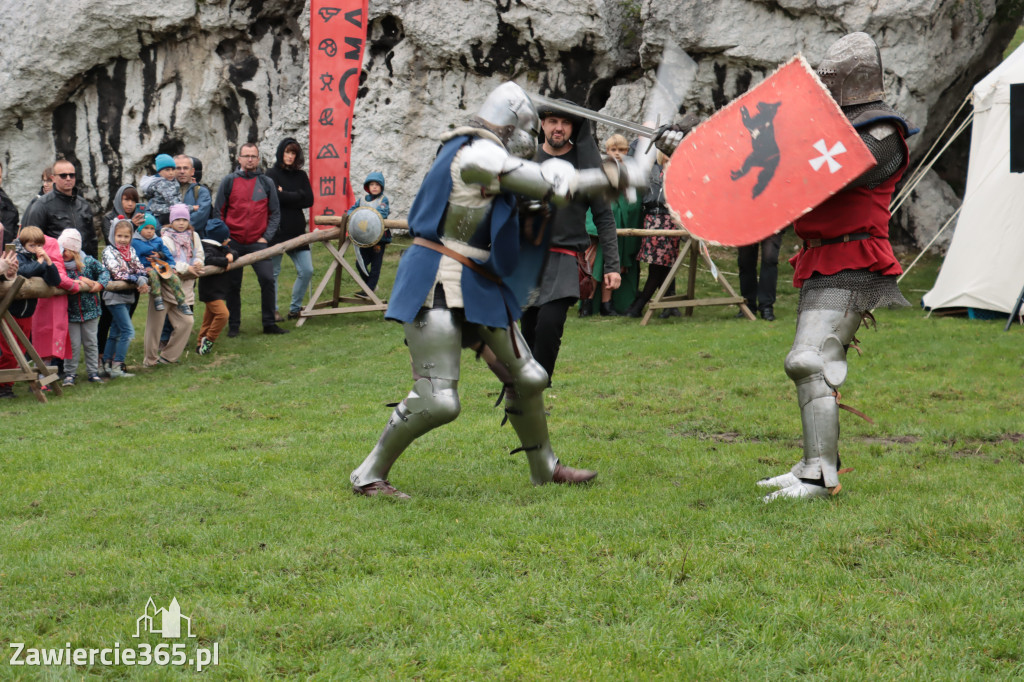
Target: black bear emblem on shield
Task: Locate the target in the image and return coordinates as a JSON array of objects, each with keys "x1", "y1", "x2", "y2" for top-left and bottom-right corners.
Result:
[{"x1": 731, "y1": 101, "x2": 782, "y2": 199}]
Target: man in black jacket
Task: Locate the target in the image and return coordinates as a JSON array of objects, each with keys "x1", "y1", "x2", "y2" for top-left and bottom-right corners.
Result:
[
  {"x1": 0, "y1": 162, "x2": 19, "y2": 245},
  {"x1": 22, "y1": 159, "x2": 97, "y2": 257}
]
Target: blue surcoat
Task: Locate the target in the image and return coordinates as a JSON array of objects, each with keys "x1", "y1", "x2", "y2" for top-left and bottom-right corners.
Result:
[{"x1": 385, "y1": 135, "x2": 534, "y2": 328}]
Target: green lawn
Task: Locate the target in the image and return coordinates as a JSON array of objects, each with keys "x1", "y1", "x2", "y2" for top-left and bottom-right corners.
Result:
[
  {"x1": 1007, "y1": 25, "x2": 1024, "y2": 57},
  {"x1": 1, "y1": 235, "x2": 1022, "y2": 679}
]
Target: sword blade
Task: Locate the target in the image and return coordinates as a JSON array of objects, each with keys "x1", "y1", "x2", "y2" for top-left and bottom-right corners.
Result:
[{"x1": 532, "y1": 95, "x2": 659, "y2": 138}]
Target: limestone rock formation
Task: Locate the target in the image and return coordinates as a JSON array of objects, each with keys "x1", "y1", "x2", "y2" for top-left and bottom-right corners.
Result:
[{"x1": 0, "y1": 0, "x2": 1020, "y2": 250}]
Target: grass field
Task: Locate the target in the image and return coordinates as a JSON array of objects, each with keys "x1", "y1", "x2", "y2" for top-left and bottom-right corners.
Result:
[{"x1": 1, "y1": 233, "x2": 1023, "y2": 679}]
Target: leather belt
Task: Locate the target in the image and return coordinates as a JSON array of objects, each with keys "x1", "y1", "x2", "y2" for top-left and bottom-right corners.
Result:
[
  {"x1": 549, "y1": 247, "x2": 579, "y2": 257},
  {"x1": 412, "y1": 237, "x2": 501, "y2": 284},
  {"x1": 412, "y1": 237, "x2": 521, "y2": 358},
  {"x1": 803, "y1": 232, "x2": 874, "y2": 248}
]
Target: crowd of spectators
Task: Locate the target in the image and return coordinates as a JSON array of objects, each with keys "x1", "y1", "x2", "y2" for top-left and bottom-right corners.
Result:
[{"x1": 0, "y1": 140, "x2": 319, "y2": 398}]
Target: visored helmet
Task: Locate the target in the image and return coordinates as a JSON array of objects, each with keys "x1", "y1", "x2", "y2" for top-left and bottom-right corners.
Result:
[
  {"x1": 475, "y1": 81, "x2": 540, "y2": 160},
  {"x1": 816, "y1": 32, "x2": 885, "y2": 106}
]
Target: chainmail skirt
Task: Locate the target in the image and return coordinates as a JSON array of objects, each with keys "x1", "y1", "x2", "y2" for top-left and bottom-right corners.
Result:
[{"x1": 797, "y1": 269, "x2": 910, "y2": 313}]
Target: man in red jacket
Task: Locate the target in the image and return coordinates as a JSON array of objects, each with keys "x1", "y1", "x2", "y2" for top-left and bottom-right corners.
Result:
[
  {"x1": 758, "y1": 32, "x2": 917, "y2": 501},
  {"x1": 213, "y1": 142, "x2": 287, "y2": 336}
]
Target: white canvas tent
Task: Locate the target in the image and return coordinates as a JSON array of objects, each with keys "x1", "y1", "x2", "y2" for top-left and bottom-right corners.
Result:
[{"x1": 922, "y1": 44, "x2": 1024, "y2": 314}]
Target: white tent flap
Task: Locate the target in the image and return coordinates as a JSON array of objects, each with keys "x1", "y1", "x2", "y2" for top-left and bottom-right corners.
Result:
[{"x1": 923, "y1": 43, "x2": 1024, "y2": 314}]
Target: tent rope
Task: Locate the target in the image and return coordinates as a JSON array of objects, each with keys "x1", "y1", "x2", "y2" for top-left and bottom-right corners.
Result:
[
  {"x1": 892, "y1": 93, "x2": 973, "y2": 207},
  {"x1": 897, "y1": 205, "x2": 961, "y2": 283},
  {"x1": 899, "y1": 146, "x2": 1010, "y2": 282},
  {"x1": 890, "y1": 112, "x2": 973, "y2": 214}
]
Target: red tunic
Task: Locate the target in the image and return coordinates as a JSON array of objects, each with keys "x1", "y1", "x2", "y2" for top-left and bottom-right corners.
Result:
[{"x1": 789, "y1": 133, "x2": 909, "y2": 288}]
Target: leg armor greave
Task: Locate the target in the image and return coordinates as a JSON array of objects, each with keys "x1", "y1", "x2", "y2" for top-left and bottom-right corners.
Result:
[
  {"x1": 350, "y1": 309, "x2": 463, "y2": 487},
  {"x1": 784, "y1": 308, "x2": 862, "y2": 488},
  {"x1": 477, "y1": 324, "x2": 558, "y2": 484}
]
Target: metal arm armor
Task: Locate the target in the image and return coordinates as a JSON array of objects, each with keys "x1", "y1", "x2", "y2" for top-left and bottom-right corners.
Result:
[
  {"x1": 574, "y1": 157, "x2": 649, "y2": 203},
  {"x1": 499, "y1": 157, "x2": 578, "y2": 206},
  {"x1": 460, "y1": 138, "x2": 577, "y2": 206},
  {"x1": 460, "y1": 137, "x2": 648, "y2": 206}
]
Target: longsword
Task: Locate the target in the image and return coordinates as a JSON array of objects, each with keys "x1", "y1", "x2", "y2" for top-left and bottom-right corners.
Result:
[{"x1": 531, "y1": 95, "x2": 660, "y2": 138}]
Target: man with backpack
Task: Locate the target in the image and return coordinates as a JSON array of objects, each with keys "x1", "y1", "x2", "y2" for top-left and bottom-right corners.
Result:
[{"x1": 212, "y1": 142, "x2": 288, "y2": 336}]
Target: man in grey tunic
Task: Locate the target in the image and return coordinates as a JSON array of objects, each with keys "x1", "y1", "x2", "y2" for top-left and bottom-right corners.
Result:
[{"x1": 520, "y1": 103, "x2": 621, "y2": 382}]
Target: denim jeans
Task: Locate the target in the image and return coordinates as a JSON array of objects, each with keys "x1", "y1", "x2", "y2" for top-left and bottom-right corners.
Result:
[
  {"x1": 271, "y1": 249, "x2": 315, "y2": 314},
  {"x1": 103, "y1": 303, "x2": 135, "y2": 364}
]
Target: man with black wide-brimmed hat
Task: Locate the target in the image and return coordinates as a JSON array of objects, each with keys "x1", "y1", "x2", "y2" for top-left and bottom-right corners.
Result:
[{"x1": 520, "y1": 100, "x2": 621, "y2": 383}]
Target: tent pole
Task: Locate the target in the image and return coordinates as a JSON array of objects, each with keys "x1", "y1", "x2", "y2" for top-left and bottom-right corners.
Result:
[{"x1": 1004, "y1": 281, "x2": 1024, "y2": 331}]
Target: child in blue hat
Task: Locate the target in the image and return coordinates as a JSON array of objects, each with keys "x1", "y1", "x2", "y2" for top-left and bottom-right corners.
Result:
[
  {"x1": 138, "y1": 153, "x2": 179, "y2": 226},
  {"x1": 346, "y1": 171, "x2": 391, "y2": 293}
]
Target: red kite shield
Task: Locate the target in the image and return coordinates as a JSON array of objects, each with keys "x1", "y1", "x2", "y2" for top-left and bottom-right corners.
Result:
[{"x1": 663, "y1": 55, "x2": 876, "y2": 246}]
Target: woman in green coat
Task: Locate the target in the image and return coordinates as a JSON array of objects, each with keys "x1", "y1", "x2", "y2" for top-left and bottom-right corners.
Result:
[{"x1": 580, "y1": 134, "x2": 643, "y2": 316}]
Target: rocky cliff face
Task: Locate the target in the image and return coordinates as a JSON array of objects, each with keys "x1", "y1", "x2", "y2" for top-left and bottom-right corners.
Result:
[{"x1": 0, "y1": 0, "x2": 1020, "y2": 250}]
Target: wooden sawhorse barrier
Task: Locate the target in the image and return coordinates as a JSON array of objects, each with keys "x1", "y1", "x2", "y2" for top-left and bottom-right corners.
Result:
[
  {"x1": 295, "y1": 214, "x2": 408, "y2": 327},
  {"x1": 614, "y1": 229, "x2": 755, "y2": 326},
  {"x1": 0, "y1": 276, "x2": 62, "y2": 403}
]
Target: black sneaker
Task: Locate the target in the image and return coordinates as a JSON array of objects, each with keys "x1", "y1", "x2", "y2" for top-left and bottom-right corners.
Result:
[
  {"x1": 0, "y1": 385, "x2": 15, "y2": 399},
  {"x1": 227, "y1": 328, "x2": 240, "y2": 338},
  {"x1": 263, "y1": 324, "x2": 289, "y2": 335}
]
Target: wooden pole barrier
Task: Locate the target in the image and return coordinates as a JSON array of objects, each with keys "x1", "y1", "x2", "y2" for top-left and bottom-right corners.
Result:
[
  {"x1": 0, "y1": 219, "x2": 695, "y2": 300},
  {"x1": 314, "y1": 216, "x2": 408, "y2": 230},
  {"x1": 0, "y1": 223, "x2": 375, "y2": 300},
  {"x1": 615, "y1": 228, "x2": 691, "y2": 237}
]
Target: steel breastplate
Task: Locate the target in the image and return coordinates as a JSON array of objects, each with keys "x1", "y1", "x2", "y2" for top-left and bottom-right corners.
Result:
[
  {"x1": 441, "y1": 151, "x2": 498, "y2": 248},
  {"x1": 441, "y1": 201, "x2": 493, "y2": 247}
]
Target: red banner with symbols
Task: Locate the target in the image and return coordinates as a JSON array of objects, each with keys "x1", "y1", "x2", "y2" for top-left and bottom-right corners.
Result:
[
  {"x1": 663, "y1": 55, "x2": 877, "y2": 246},
  {"x1": 309, "y1": 0, "x2": 368, "y2": 227}
]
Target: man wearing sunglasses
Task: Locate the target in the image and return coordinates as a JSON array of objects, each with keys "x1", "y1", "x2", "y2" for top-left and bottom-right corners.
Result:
[{"x1": 22, "y1": 158, "x2": 97, "y2": 257}]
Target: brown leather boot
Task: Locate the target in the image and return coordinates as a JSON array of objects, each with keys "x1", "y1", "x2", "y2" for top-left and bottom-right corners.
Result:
[
  {"x1": 551, "y1": 463, "x2": 598, "y2": 484},
  {"x1": 352, "y1": 480, "x2": 411, "y2": 499}
]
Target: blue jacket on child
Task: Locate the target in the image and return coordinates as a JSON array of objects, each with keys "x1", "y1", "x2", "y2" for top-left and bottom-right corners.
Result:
[
  {"x1": 131, "y1": 217, "x2": 177, "y2": 269},
  {"x1": 347, "y1": 171, "x2": 392, "y2": 244}
]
